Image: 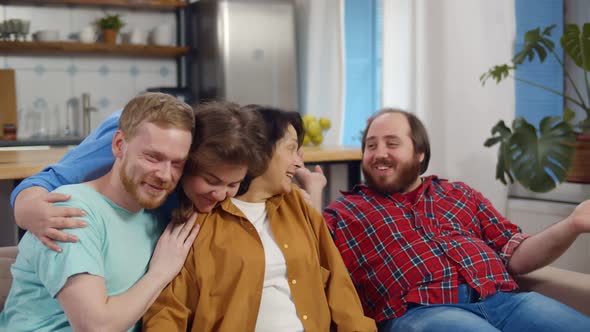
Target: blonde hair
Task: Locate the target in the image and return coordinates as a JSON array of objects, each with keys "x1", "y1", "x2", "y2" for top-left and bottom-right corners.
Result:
[{"x1": 118, "y1": 92, "x2": 194, "y2": 138}]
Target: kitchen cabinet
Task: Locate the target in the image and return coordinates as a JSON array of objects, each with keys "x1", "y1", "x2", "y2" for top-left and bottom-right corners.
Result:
[{"x1": 0, "y1": 0, "x2": 187, "y2": 58}]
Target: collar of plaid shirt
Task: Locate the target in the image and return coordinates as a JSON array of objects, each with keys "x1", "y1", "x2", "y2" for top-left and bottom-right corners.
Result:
[{"x1": 324, "y1": 175, "x2": 524, "y2": 323}]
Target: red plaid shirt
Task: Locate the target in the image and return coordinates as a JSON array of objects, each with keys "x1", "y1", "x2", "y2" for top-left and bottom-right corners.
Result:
[{"x1": 323, "y1": 176, "x2": 527, "y2": 323}]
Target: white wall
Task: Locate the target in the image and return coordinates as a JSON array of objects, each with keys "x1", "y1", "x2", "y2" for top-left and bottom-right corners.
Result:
[
  {"x1": 382, "y1": 0, "x2": 516, "y2": 213},
  {"x1": 1, "y1": 5, "x2": 177, "y2": 138}
]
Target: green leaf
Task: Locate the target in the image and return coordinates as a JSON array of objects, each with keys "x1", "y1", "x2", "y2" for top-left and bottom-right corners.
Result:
[
  {"x1": 563, "y1": 106, "x2": 576, "y2": 123},
  {"x1": 490, "y1": 120, "x2": 512, "y2": 138},
  {"x1": 505, "y1": 117, "x2": 575, "y2": 192},
  {"x1": 480, "y1": 64, "x2": 514, "y2": 85},
  {"x1": 513, "y1": 25, "x2": 556, "y2": 65},
  {"x1": 484, "y1": 136, "x2": 503, "y2": 147},
  {"x1": 561, "y1": 23, "x2": 590, "y2": 71},
  {"x1": 542, "y1": 25, "x2": 557, "y2": 36},
  {"x1": 484, "y1": 120, "x2": 513, "y2": 184}
]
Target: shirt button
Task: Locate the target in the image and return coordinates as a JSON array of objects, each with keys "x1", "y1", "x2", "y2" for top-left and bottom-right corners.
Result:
[
  {"x1": 302, "y1": 315, "x2": 308, "y2": 320},
  {"x1": 283, "y1": 244, "x2": 289, "y2": 249},
  {"x1": 291, "y1": 279, "x2": 297, "y2": 285}
]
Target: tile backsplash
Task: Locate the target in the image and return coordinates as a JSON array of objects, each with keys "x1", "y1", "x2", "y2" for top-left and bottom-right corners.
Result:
[{"x1": 1, "y1": 5, "x2": 177, "y2": 139}]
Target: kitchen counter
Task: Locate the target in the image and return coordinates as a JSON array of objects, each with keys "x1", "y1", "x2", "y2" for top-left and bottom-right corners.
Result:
[
  {"x1": 0, "y1": 147, "x2": 71, "y2": 180},
  {"x1": 0, "y1": 137, "x2": 84, "y2": 148},
  {"x1": 0, "y1": 145, "x2": 362, "y2": 181}
]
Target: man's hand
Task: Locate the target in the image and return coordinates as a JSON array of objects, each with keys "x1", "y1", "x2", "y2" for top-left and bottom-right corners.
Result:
[
  {"x1": 14, "y1": 187, "x2": 87, "y2": 252},
  {"x1": 148, "y1": 213, "x2": 200, "y2": 283},
  {"x1": 294, "y1": 165, "x2": 327, "y2": 211},
  {"x1": 295, "y1": 165, "x2": 328, "y2": 192},
  {"x1": 567, "y1": 199, "x2": 590, "y2": 234}
]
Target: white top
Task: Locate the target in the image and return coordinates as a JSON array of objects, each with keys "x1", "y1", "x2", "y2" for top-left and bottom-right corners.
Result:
[{"x1": 231, "y1": 198, "x2": 305, "y2": 332}]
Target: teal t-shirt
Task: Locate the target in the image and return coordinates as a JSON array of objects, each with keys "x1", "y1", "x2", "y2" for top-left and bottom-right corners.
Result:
[{"x1": 0, "y1": 184, "x2": 166, "y2": 332}]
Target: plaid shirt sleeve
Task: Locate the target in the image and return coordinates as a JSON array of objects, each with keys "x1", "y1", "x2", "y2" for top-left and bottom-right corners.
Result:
[
  {"x1": 323, "y1": 205, "x2": 340, "y2": 238},
  {"x1": 468, "y1": 185, "x2": 528, "y2": 263}
]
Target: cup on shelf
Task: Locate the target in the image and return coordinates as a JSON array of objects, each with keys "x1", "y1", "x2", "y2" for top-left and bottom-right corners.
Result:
[
  {"x1": 129, "y1": 27, "x2": 147, "y2": 45},
  {"x1": 33, "y1": 30, "x2": 60, "y2": 42},
  {"x1": 150, "y1": 24, "x2": 172, "y2": 46},
  {"x1": 78, "y1": 26, "x2": 96, "y2": 43}
]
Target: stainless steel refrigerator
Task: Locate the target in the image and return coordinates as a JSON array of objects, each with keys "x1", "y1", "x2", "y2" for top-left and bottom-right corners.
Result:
[{"x1": 185, "y1": 0, "x2": 299, "y2": 111}]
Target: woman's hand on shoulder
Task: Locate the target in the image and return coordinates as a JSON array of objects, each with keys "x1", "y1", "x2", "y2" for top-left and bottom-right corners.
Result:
[{"x1": 148, "y1": 213, "x2": 200, "y2": 283}]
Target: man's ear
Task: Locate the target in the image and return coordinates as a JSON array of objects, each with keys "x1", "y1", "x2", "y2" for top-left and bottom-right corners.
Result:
[
  {"x1": 112, "y1": 130, "x2": 126, "y2": 158},
  {"x1": 418, "y1": 152, "x2": 425, "y2": 163}
]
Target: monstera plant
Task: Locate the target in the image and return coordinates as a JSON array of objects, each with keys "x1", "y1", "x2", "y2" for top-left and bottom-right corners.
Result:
[{"x1": 481, "y1": 23, "x2": 590, "y2": 192}]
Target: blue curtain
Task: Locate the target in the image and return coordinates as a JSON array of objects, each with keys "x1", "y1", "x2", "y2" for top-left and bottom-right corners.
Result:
[
  {"x1": 514, "y1": 0, "x2": 564, "y2": 126},
  {"x1": 342, "y1": 0, "x2": 382, "y2": 146}
]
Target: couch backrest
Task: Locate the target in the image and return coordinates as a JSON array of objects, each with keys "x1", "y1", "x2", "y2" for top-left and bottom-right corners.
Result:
[{"x1": 0, "y1": 246, "x2": 17, "y2": 311}]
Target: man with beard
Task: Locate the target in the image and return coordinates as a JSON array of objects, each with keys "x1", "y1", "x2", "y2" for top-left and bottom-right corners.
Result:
[
  {"x1": 322, "y1": 109, "x2": 590, "y2": 331},
  {"x1": 0, "y1": 93, "x2": 200, "y2": 332}
]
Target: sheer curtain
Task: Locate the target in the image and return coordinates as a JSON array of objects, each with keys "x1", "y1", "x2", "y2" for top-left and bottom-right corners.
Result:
[
  {"x1": 294, "y1": 0, "x2": 344, "y2": 145},
  {"x1": 382, "y1": 0, "x2": 516, "y2": 211}
]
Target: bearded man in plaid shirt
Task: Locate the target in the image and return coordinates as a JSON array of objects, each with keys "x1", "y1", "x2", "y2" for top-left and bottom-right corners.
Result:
[{"x1": 319, "y1": 109, "x2": 590, "y2": 332}]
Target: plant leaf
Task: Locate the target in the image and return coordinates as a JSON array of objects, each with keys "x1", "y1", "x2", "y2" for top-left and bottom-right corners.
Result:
[
  {"x1": 480, "y1": 64, "x2": 514, "y2": 85},
  {"x1": 563, "y1": 106, "x2": 576, "y2": 123},
  {"x1": 506, "y1": 116, "x2": 575, "y2": 192},
  {"x1": 561, "y1": 23, "x2": 590, "y2": 71},
  {"x1": 513, "y1": 25, "x2": 556, "y2": 65},
  {"x1": 484, "y1": 120, "x2": 514, "y2": 184}
]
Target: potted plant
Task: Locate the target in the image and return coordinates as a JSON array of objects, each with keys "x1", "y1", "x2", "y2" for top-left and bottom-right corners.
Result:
[
  {"x1": 481, "y1": 23, "x2": 590, "y2": 193},
  {"x1": 95, "y1": 13, "x2": 125, "y2": 45}
]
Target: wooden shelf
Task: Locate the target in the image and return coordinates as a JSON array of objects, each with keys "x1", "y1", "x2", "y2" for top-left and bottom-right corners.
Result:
[
  {"x1": 0, "y1": 0, "x2": 186, "y2": 10},
  {"x1": 0, "y1": 41, "x2": 188, "y2": 58}
]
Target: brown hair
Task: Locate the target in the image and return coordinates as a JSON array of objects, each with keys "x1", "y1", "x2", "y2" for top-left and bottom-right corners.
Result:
[
  {"x1": 172, "y1": 101, "x2": 267, "y2": 223},
  {"x1": 118, "y1": 92, "x2": 194, "y2": 138},
  {"x1": 361, "y1": 108, "x2": 431, "y2": 174},
  {"x1": 236, "y1": 105, "x2": 304, "y2": 196}
]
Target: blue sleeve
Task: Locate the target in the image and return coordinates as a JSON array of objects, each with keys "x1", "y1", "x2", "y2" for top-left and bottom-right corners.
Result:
[{"x1": 10, "y1": 110, "x2": 122, "y2": 206}]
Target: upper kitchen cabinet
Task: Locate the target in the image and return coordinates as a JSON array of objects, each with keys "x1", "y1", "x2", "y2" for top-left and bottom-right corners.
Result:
[{"x1": 0, "y1": 0, "x2": 188, "y2": 58}]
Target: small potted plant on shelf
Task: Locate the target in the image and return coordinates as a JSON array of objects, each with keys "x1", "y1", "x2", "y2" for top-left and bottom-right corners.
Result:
[
  {"x1": 95, "y1": 13, "x2": 124, "y2": 45},
  {"x1": 481, "y1": 23, "x2": 590, "y2": 193}
]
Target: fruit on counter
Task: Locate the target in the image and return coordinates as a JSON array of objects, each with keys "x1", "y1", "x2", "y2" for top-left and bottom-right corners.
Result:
[
  {"x1": 319, "y1": 117, "x2": 331, "y2": 130},
  {"x1": 302, "y1": 114, "x2": 331, "y2": 146},
  {"x1": 306, "y1": 121, "x2": 322, "y2": 137}
]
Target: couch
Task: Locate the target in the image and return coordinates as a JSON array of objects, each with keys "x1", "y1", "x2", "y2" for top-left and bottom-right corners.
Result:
[
  {"x1": 1, "y1": 246, "x2": 589, "y2": 316},
  {"x1": 0, "y1": 246, "x2": 18, "y2": 311}
]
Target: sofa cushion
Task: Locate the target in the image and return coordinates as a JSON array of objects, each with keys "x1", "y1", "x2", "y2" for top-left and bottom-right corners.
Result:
[
  {"x1": 515, "y1": 266, "x2": 590, "y2": 317},
  {"x1": 0, "y1": 247, "x2": 17, "y2": 312},
  {"x1": 0, "y1": 257, "x2": 15, "y2": 311}
]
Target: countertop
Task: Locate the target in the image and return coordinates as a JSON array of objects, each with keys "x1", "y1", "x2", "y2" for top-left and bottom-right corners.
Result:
[
  {"x1": 0, "y1": 137, "x2": 84, "y2": 147},
  {"x1": 0, "y1": 145, "x2": 362, "y2": 181}
]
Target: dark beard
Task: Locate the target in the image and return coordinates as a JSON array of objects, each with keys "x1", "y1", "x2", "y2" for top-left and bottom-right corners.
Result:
[{"x1": 362, "y1": 156, "x2": 421, "y2": 195}]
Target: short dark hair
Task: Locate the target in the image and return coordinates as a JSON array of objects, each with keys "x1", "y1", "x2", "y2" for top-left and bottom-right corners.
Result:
[
  {"x1": 237, "y1": 105, "x2": 304, "y2": 195},
  {"x1": 361, "y1": 108, "x2": 431, "y2": 174}
]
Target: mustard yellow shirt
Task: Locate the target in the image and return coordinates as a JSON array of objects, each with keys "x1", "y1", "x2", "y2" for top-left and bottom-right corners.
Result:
[{"x1": 143, "y1": 186, "x2": 376, "y2": 332}]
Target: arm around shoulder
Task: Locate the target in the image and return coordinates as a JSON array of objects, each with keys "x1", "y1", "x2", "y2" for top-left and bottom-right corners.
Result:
[{"x1": 10, "y1": 109, "x2": 121, "y2": 207}]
